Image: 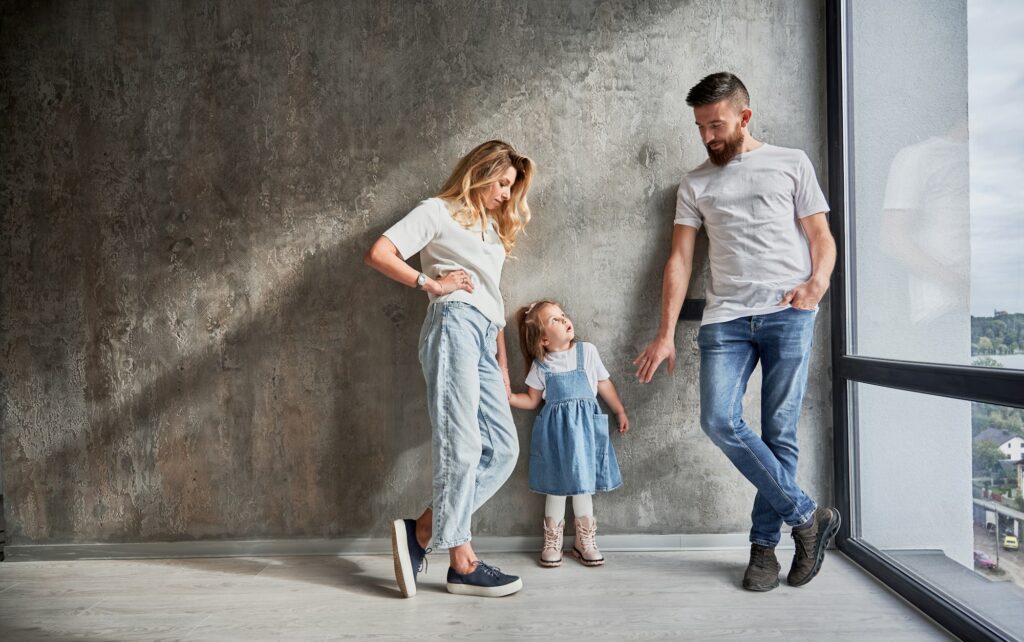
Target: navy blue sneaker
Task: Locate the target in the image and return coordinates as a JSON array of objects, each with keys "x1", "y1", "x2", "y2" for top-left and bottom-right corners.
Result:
[
  {"x1": 391, "y1": 518, "x2": 429, "y2": 597},
  {"x1": 446, "y1": 561, "x2": 523, "y2": 597}
]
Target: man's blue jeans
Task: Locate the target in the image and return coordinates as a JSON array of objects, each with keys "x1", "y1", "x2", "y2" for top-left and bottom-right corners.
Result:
[
  {"x1": 697, "y1": 307, "x2": 818, "y2": 547},
  {"x1": 418, "y1": 302, "x2": 519, "y2": 549}
]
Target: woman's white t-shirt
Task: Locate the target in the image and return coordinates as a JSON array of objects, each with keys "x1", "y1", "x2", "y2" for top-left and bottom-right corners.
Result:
[
  {"x1": 525, "y1": 342, "x2": 610, "y2": 399},
  {"x1": 383, "y1": 198, "x2": 507, "y2": 328}
]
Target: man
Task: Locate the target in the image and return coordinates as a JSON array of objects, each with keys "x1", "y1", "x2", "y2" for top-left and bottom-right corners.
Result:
[{"x1": 635, "y1": 72, "x2": 840, "y2": 592}]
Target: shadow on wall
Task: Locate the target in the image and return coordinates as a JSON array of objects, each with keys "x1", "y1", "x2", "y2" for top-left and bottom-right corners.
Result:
[{"x1": 0, "y1": 0, "x2": 825, "y2": 545}]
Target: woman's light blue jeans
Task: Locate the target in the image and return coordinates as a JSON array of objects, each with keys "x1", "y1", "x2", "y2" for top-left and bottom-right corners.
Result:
[
  {"x1": 418, "y1": 302, "x2": 519, "y2": 549},
  {"x1": 697, "y1": 307, "x2": 819, "y2": 548}
]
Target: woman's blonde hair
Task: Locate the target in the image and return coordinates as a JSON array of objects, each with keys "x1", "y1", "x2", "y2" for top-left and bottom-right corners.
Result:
[
  {"x1": 515, "y1": 300, "x2": 574, "y2": 375},
  {"x1": 437, "y1": 140, "x2": 535, "y2": 255}
]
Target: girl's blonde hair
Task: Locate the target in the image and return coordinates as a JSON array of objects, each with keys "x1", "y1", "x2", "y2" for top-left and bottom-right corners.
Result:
[
  {"x1": 515, "y1": 300, "x2": 575, "y2": 375},
  {"x1": 437, "y1": 140, "x2": 535, "y2": 255}
]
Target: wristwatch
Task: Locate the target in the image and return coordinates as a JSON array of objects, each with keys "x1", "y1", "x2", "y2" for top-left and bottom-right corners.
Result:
[{"x1": 415, "y1": 272, "x2": 428, "y2": 290}]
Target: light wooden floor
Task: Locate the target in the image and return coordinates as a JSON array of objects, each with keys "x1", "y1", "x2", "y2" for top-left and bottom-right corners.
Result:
[{"x1": 0, "y1": 550, "x2": 951, "y2": 641}]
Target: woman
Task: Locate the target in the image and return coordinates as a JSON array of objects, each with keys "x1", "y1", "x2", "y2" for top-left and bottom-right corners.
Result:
[{"x1": 364, "y1": 140, "x2": 535, "y2": 598}]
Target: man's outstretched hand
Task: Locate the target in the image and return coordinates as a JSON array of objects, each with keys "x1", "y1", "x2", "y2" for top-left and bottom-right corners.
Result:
[{"x1": 633, "y1": 336, "x2": 677, "y2": 383}]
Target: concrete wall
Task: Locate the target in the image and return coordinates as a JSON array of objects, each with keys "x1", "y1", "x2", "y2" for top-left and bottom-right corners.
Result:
[
  {"x1": 0, "y1": 0, "x2": 831, "y2": 546},
  {"x1": 849, "y1": 0, "x2": 973, "y2": 567}
]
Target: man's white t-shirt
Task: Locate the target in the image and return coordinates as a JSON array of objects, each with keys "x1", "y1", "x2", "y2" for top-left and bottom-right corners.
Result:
[
  {"x1": 525, "y1": 342, "x2": 610, "y2": 399},
  {"x1": 674, "y1": 144, "x2": 830, "y2": 326},
  {"x1": 383, "y1": 198, "x2": 507, "y2": 328}
]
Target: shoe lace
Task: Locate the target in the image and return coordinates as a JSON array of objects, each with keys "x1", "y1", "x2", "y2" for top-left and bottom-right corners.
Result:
[
  {"x1": 577, "y1": 522, "x2": 598, "y2": 552},
  {"x1": 542, "y1": 524, "x2": 562, "y2": 550},
  {"x1": 473, "y1": 561, "x2": 504, "y2": 578},
  {"x1": 418, "y1": 547, "x2": 433, "y2": 574},
  {"x1": 792, "y1": 530, "x2": 810, "y2": 559}
]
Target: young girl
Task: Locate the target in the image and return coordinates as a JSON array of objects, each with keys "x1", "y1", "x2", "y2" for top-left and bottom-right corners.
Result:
[{"x1": 509, "y1": 300, "x2": 629, "y2": 567}]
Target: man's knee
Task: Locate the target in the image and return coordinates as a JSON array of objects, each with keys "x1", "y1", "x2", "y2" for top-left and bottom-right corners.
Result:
[{"x1": 700, "y1": 412, "x2": 736, "y2": 445}]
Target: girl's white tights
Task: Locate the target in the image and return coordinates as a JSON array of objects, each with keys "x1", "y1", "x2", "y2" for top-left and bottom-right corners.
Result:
[{"x1": 544, "y1": 494, "x2": 593, "y2": 521}]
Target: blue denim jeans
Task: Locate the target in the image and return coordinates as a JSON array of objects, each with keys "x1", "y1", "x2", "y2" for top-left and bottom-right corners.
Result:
[
  {"x1": 697, "y1": 307, "x2": 818, "y2": 547},
  {"x1": 418, "y1": 302, "x2": 519, "y2": 549}
]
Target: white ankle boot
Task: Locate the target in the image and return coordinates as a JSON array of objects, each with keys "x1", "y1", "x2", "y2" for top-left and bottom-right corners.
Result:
[
  {"x1": 572, "y1": 516, "x2": 604, "y2": 566},
  {"x1": 540, "y1": 517, "x2": 564, "y2": 567}
]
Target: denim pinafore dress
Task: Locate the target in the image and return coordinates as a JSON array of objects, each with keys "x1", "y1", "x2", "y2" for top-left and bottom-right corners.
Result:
[{"x1": 527, "y1": 343, "x2": 623, "y2": 496}]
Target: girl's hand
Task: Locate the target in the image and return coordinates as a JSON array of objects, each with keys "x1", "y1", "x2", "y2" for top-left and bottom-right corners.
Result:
[
  {"x1": 430, "y1": 269, "x2": 475, "y2": 296},
  {"x1": 615, "y1": 411, "x2": 630, "y2": 433}
]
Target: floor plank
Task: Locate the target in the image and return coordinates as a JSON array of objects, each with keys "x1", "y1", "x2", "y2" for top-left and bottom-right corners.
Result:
[{"x1": 0, "y1": 550, "x2": 952, "y2": 641}]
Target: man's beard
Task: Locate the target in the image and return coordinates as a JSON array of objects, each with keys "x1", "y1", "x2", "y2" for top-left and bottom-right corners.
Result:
[{"x1": 705, "y1": 128, "x2": 744, "y2": 166}]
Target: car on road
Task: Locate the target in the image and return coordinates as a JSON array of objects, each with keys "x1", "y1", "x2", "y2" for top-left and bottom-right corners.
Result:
[
  {"x1": 1003, "y1": 535, "x2": 1019, "y2": 551},
  {"x1": 974, "y1": 550, "x2": 997, "y2": 570}
]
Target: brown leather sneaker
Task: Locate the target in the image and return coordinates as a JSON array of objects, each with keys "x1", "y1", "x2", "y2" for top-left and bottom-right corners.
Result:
[
  {"x1": 742, "y1": 544, "x2": 781, "y2": 591},
  {"x1": 788, "y1": 507, "x2": 842, "y2": 587}
]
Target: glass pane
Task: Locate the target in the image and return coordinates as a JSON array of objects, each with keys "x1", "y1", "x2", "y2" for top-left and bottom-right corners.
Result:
[
  {"x1": 848, "y1": 0, "x2": 1024, "y2": 368},
  {"x1": 854, "y1": 383, "x2": 1024, "y2": 634}
]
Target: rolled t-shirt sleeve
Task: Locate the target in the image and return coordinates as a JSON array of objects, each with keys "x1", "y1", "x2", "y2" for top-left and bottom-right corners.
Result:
[
  {"x1": 674, "y1": 179, "x2": 703, "y2": 229},
  {"x1": 382, "y1": 199, "x2": 442, "y2": 260},
  {"x1": 794, "y1": 152, "x2": 830, "y2": 219},
  {"x1": 524, "y1": 363, "x2": 544, "y2": 391}
]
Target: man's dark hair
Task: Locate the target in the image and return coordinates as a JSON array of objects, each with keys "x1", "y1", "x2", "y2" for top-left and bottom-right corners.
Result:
[{"x1": 685, "y1": 72, "x2": 750, "y2": 110}]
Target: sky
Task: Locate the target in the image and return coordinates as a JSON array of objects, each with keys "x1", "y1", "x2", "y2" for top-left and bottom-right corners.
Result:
[{"x1": 968, "y1": 0, "x2": 1024, "y2": 316}]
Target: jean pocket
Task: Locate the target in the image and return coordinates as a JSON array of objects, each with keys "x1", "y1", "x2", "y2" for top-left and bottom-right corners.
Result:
[{"x1": 787, "y1": 305, "x2": 818, "y2": 315}]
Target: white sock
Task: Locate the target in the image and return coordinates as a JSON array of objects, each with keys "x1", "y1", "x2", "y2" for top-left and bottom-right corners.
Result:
[
  {"x1": 572, "y1": 494, "x2": 594, "y2": 518},
  {"x1": 545, "y1": 495, "x2": 567, "y2": 522}
]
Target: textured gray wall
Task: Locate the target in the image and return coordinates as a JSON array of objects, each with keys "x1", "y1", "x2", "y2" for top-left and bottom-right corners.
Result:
[{"x1": 0, "y1": 0, "x2": 830, "y2": 545}]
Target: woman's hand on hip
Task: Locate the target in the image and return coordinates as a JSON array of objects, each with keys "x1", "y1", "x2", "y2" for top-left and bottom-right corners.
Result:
[{"x1": 429, "y1": 269, "x2": 475, "y2": 296}]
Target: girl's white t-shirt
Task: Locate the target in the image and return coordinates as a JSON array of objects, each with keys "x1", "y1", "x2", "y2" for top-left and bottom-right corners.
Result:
[
  {"x1": 525, "y1": 342, "x2": 610, "y2": 398},
  {"x1": 384, "y1": 197, "x2": 507, "y2": 328}
]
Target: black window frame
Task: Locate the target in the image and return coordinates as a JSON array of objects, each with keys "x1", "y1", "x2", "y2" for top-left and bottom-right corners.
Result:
[{"x1": 826, "y1": 2, "x2": 1024, "y2": 640}]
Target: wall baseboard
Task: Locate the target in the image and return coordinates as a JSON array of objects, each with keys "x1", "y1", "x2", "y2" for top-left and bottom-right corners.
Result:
[{"x1": 4, "y1": 532, "x2": 793, "y2": 562}]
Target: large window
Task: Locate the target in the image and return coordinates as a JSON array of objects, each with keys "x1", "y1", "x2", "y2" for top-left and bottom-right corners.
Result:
[{"x1": 829, "y1": 1, "x2": 1024, "y2": 639}]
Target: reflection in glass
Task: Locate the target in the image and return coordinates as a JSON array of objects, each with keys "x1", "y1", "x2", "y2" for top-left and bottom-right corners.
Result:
[
  {"x1": 849, "y1": 0, "x2": 1023, "y2": 369},
  {"x1": 855, "y1": 384, "x2": 1024, "y2": 635},
  {"x1": 880, "y1": 122, "x2": 970, "y2": 354}
]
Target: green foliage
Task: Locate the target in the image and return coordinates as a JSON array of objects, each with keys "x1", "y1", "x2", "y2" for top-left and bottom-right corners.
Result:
[
  {"x1": 972, "y1": 356, "x2": 1003, "y2": 368},
  {"x1": 973, "y1": 441, "x2": 1006, "y2": 477},
  {"x1": 973, "y1": 403, "x2": 1024, "y2": 438},
  {"x1": 972, "y1": 313, "x2": 1024, "y2": 355}
]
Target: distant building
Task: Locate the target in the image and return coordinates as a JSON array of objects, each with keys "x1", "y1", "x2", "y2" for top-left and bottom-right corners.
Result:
[
  {"x1": 974, "y1": 428, "x2": 1024, "y2": 462},
  {"x1": 993, "y1": 309, "x2": 1008, "y2": 317}
]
